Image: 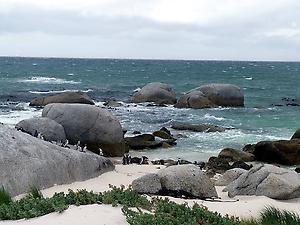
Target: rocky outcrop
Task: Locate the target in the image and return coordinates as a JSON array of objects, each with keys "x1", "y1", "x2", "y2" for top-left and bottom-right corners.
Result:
[
  {"x1": 225, "y1": 164, "x2": 300, "y2": 200},
  {"x1": 130, "y1": 82, "x2": 176, "y2": 104},
  {"x1": 42, "y1": 103, "x2": 125, "y2": 157},
  {"x1": 218, "y1": 148, "x2": 255, "y2": 162},
  {"x1": 15, "y1": 117, "x2": 66, "y2": 142},
  {"x1": 0, "y1": 124, "x2": 114, "y2": 196},
  {"x1": 30, "y1": 91, "x2": 94, "y2": 107},
  {"x1": 132, "y1": 165, "x2": 217, "y2": 199},
  {"x1": 171, "y1": 122, "x2": 226, "y2": 132},
  {"x1": 175, "y1": 83, "x2": 244, "y2": 109},
  {"x1": 252, "y1": 140, "x2": 300, "y2": 165}
]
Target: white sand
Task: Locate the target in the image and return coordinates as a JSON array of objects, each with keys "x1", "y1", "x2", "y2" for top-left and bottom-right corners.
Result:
[{"x1": 1, "y1": 164, "x2": 300, "y2": 225}]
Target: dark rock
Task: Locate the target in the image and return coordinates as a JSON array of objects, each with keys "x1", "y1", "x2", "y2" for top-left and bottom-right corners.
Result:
[
  {"x1": 160, "y1": 127, "x2": 171, "y2": 135},
  {"x1": 230, "y1": 161, "x2": 253, "y2": 170},
  {"x1": 15, "y1": 117, "x2": 66, "y2": 142},
  {"x1": 206, "y1": 157, "x2": 231, "y2": 173},
  {"x1": 30, "y1": 91, "x2": 94, "y2": 107},
  {"x1": 253, "y1": 140, "x2": 300, "y2": 165},
  {"x1": 103, "y1": 100, "x2": 123, "y2": 107},
  {"x1": 130, "y1": 82, "x2": 176, "y2": 104},
  {"x1": 218, "y1": 148, "x2": 255, "y2": 162},
  {"x1": 243, "y1": 144, "x2": 256, "y2": 154},
  {"x1": 295, "y1": 167, "x2": 300, "y2": 173},
  {"x1": 171, "y1": 122, "x2": 226, "y2": 132},
  {"x1": 291, "y1": 129, "x2": 300, "y2": 140},
  {"x1": 42, "y1": 103, "x2": 125, "y2": 157},
  {"x1": 132, "y1": 131, "x2": 141, "y2": 134},
  {"x1": 153, "y1": 130, "x2": 174, "y2": 140}
]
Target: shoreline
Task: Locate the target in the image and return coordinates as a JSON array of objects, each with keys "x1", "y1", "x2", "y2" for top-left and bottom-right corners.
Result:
[{"x1": 2, "y1": 164, "x2": 299, "y2": 225}]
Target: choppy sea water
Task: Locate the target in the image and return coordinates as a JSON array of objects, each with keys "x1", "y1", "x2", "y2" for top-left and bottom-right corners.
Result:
[{"x1": 1, "y1": 57, "x2": 300, "y2": 161}]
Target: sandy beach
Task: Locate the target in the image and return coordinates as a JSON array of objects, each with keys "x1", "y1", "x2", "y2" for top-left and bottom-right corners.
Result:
[{"x1": 1, "y1": 164, "x2": 299, "y2": 225}]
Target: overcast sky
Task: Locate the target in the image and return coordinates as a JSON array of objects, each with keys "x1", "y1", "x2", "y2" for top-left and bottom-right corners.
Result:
[{"x1": 0, "y1": 0, "x2": 300, "y2": 61}]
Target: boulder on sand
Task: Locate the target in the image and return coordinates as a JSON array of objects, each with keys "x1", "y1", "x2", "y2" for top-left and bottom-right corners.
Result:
[
  {"x1": 42, "y1": 103, "x2": 125, "y2": 157},
  {"x1": 0, "y1": 124, "x2": 114, "y2": 196},
  {"x1": 30, "y1": 91, "x2": 94, "y2": 107},
  {"x1": 132, "y1": 164, "x2": 217, "y2": 199},
  {"x1": 291, "y1": 128, "x2": 300, "y2": 140},
  {"x1": 130, "y1": 82, "x2": 176, "y2": 104},
  {"x1": 225, "y1": 164, "x2": 300, "y2": 200},
  {"x1": 15, "y1": 117, "x2": 66, "y2": 142},
  {"x1": 175, "y1": 83, "x2": 244, "y2": 109}
]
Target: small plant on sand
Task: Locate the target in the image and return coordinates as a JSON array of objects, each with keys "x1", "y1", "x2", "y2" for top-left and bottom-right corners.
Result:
[
  {"x1": 0, "y1": 186, "x2": 12, "y2": 205},
  {"x1": 27, "y1": 186, "x2": 43, "y2": 199}
]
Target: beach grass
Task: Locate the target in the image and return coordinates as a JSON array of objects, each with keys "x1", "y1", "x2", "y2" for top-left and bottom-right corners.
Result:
[{"x1": 0, "y1": 186, "x2": 299, "y2": 225}]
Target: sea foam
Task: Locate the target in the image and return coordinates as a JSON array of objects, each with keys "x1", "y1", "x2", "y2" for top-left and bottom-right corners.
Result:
[{"x1": 18, "y1": 76, "x2": 81, "y2": 84}]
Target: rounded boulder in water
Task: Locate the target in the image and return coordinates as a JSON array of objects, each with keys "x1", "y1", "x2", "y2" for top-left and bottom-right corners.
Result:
[
  {"x1": 42, "y1": 103, "x2": 125, "y2": 156},
  {"x1": 130, "y1": 82, "x2": 177, "y2": 104}
]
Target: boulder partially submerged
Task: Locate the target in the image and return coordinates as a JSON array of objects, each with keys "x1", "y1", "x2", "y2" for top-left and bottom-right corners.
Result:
[
  {"x1": 175, "y1": 83, "x2": 244, "y2": 109},
  {"x1": 171, "y1": 122, "x2": 226, "y2": 132},
  {"x1": 15, "y1": 117, "x2": 66, "y2": 142},
  {"x1": 130, "y1": 82, "x2": 176, "y2": 104},
  {"x1": 30, "y1": 91, "x2": 94, "y2": 107},
  {"x1": 0, "y1": 124, "x2": 114, "y2": 196},
  {"x1": 42, "y1": 103, "x2": 125, "y2": 156}
]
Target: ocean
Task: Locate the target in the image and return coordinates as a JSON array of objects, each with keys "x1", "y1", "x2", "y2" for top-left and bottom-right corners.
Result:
[{"x1": 1, "y1": 57, "x2": 300, "y2": 161}]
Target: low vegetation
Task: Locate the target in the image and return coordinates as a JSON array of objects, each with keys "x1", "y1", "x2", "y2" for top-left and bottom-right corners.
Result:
[{"x1": 0, "y1": 185, "x2": 299, "y2": 225}]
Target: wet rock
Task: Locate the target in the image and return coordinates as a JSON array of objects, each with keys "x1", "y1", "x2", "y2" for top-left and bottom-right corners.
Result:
[
  {"x1": 242, "y1": 144, "x2": 256, "y2": 154},
  {"x1": 230, "y1": 161, "x2": 253, "y2": 170},
  {"x1": 30, "y1": 91, "x2": 94, "y2": 107},
  {"x1": 218, "y1": 148, "x2": 255, "y2": 162},
  {"x1": 291, "y1": 128, "x2": 300, "y2": 140},
  {"x1": 253, "y1": 140, "x2": 300, "y2": 165},
  {"x1": 205, "y1": 157, "x2": 231, "y2": 174},
  {"x1": 175, "y1": 83, "x2": 244, "y2": 109},
  {"x1": 130, "y1": 82, "x2": 176, "y2": 104},
  {"x1": 171, "y1": 122, "x2": 226, "y2": 132},
  {"x1": 103, "y1": 100, "x2": 123, "y2": 107}
]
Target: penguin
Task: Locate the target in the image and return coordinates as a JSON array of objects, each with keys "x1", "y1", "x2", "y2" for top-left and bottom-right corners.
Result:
[{"x1": 82, "y1": 144, "x2": 87, "y2": 153}]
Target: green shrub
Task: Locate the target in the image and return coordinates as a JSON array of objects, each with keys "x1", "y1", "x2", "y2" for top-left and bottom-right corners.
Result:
[
  {"x1": 27, "y1": 187, "x2": 43, "y2": 199},
  {"x1": 0, "y1": 186, "x2": 12, "y2": 205},
  {"x1": 260, "y1": 206, "x2": 300, "y2": 225}
]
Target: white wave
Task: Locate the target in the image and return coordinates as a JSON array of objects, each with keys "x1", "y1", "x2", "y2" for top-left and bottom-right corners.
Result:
[
  {"x1": 203, "y1": 113, "x2": 225, "y2": 121},
  {"x1": 29, "y1": 89, "x2": 93, "y2": 94},
  {"x1": 0, "y1": 103, "x2": 42, "y2": 126},
  {"x1": 18, "y1": 76, "x2": 81, "y2": 84},
  {"x1": 245, "y1": 77, "x2": 253, "y2": 80},
  {"x1": 133, "y1": 88, "x2": 141, "y2": 92}
]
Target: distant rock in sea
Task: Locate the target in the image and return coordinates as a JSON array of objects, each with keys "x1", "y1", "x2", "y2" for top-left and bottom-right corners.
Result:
[{"x1": 29, "y1": 91, "x2": 94, "y2": 107}]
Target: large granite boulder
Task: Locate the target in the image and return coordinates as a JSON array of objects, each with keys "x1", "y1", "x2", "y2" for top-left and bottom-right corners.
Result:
[
  {"x1": 30, "y1": 91, "x2": 94, "y2": 107},
  {"x1": 215, "y1": 168, "x2": 247, "y2": 186},
  {"x1": 174, "y1": 90, "x2": 215, "y2": 109},
  {"x1": 158, "y1": 165, "x2": 217, "y2": 199},
  {"x1": 291, "y1": 128, "x2": 300, "y2": 140},
  {"x1": 42, "y1": 103, "x2": 125, "y2": 157},
  {"x1": 175, "y1": 83, "x2": 244, "y2": 109},
  {"x1": 252, "y1": 140, "x2": 300, "y2": 165},
  {"x1": 130, "y1": 82, "x2": 176, "y2": 104},
  {"x1": 225, "y1": 164, "x2": 300, "y2": 200},
  {"x1": 132, "y1": 165, "x2": 217, "y2": 199},
  {"x1": 218, "y1": 148, "x2": 255, "y2": 162},
  {"x1": 132, "y1": 173, "x2": 162, "y2": 194},
  {"x1": 171, "y1": 122, "x2": 226, "y2": 132},
  {"x1": 15, "y1": 117, "x2": 66, "y2": 142},
  {"x1": 0, "y1": 124, "x2": 114, "y2": 196}
]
